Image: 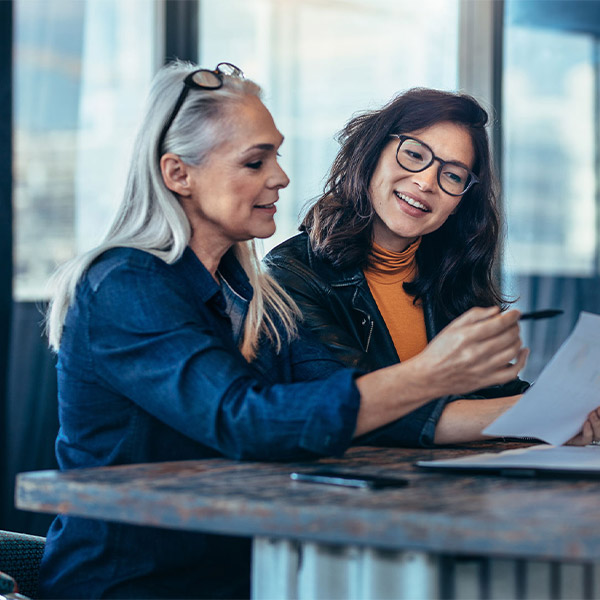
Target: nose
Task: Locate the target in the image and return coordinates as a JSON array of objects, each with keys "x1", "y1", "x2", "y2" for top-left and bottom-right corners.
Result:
[
  {"x1": 269, "y1": 161, "x2": 290, "y2": 190},
  {"x1": 412, "y1": 164, "x2": 438, "y2": 192}
]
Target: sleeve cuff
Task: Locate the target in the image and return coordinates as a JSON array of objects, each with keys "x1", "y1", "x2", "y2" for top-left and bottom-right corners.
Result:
[
  {"x1": 299, "y1": 369, "x2": 361, "y2": 456},
  {"x1": 353, "y1": 395, "x2": 459, "y2": 448}
]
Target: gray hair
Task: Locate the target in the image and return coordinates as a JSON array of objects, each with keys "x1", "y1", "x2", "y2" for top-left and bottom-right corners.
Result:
[{"x1": 47, "y1": 61, "x2": 298, "y2": 358}]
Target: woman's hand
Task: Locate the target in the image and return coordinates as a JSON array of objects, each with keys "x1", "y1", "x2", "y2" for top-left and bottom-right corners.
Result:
[
  {"x1": 354, "y1": 306, "x2": 527, "y2": 438},
  {"x1": 566, "y1": 408, "x2": 600, "y2": 446},
  {"x1": 410, "y1": 306, "x2": 528, "y2": 398}
]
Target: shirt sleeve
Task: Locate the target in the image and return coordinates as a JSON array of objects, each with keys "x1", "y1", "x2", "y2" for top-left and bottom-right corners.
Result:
[
  {"x1": 353, "y1": 396, "x2": 456, "y2": 448},
  {"x1": 87, "y1": 260, "x2": 361, "y2": 461}
]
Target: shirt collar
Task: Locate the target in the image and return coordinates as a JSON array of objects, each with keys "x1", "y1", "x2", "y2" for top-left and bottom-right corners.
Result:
[
  {"x1": 173, "y1": 246, "x2": 253, "y2": 305},
  {"x1": 218, "y1": 249, "x2": 254, "y2": 302}
]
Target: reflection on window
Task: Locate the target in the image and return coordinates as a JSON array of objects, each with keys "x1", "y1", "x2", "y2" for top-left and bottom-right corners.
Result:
[
  {"x1": 503, "y1": 26, "x2": 597, "y2": 277},
  {"x1": 14, "y1": 0, "x2": 156, "y2": 300},
  {"x1": 199, "y1": 0, "x2": 460, "y2": 253}
]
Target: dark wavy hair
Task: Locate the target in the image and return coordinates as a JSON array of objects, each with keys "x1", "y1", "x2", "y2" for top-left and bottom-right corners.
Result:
[{"x1": 302, "y1": 87, "x2": 505, "y2": 323}]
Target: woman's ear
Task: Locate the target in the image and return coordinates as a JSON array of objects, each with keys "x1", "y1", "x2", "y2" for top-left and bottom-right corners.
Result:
[{"x1": 160, "y1": 153, "x2": 192, "y2": 197}]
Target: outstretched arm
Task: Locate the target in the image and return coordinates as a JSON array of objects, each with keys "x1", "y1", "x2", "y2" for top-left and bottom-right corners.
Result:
[
  {"x1": 354, "y1": 306, "x2": 527, "y2": 438},
  {"x1": 433, "y1": 396, "x2": 520, "y2": 444},
  {"x1": 433, "y1": 401, "x2": 600, "y2": 446}
]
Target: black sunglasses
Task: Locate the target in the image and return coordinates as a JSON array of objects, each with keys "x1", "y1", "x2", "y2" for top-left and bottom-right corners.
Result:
[
  {"x1": 157, "y1": 62, "x2": 244, "y2": 159},
  {"x1": 389, "y1": 134, "x2": 479, "y2": 196}
]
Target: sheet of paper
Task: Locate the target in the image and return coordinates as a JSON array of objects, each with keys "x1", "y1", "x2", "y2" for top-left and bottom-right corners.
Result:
[{"x1": 483, "y1": 311, "x2": 600, "y2": 445}]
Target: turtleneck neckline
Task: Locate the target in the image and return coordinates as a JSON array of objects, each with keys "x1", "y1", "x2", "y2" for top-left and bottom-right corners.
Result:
[{"x1": 365, "y1": 238, "x2": 421, "y2": 280}]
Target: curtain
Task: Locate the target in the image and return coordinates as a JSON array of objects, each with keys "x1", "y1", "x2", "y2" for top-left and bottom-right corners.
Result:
[{"x1": 2, "y1": 301, "x2": 58, "y2": 536}]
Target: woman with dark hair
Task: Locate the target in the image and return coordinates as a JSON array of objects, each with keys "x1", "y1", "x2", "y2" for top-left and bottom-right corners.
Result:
[{"x1": 266, "y1": 88, "x2": 540, "y2": 446}]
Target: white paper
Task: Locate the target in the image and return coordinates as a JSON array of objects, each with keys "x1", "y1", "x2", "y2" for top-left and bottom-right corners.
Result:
[{"x1": 483, "y1": 311, "x2": 600, "y2": 445}]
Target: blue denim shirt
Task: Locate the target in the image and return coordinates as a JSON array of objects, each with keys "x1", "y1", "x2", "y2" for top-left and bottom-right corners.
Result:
[{"x1": 40, "y1": 246, "x2": 360, "y2": 599}]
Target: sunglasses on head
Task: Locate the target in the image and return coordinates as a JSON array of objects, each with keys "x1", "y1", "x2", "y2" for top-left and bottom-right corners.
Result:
[{"x1": 157, "y1": 62, "x2": 244, "y2": 159}]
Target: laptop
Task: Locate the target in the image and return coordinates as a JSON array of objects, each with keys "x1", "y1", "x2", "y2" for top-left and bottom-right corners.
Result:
[{"x1": 416, "y1": 444, "x2": 600, "y2": 478}]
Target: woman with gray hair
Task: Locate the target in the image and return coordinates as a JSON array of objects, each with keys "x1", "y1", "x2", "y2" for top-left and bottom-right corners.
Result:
[{"x1": 39, "y1": 61, "x2": 530, "y2": 598}]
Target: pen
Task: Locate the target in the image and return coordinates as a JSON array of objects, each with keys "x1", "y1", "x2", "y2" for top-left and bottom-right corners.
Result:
[{"x1": 519, "y1": 309, "x2": 564, "y2": 321}]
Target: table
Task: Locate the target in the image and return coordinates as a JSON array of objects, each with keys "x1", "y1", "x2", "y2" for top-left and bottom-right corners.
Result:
[{"x1": 15, "y1": 444, "x2": 600, "y2": 600}]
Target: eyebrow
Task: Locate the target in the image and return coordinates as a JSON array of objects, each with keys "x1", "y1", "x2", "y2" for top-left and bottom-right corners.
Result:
[
  {"x1": 410, "y1": 137, "x2": 472, "y2": 170},
  {"x1": 241, "y1": 138, "x2": 285, "y2": 155},
  {"x1": 433, "y1": 149, "x2": 472, "y2": 170},
  {"x1": 444, "y1": 158, "x2": 472, "y2": 170}
]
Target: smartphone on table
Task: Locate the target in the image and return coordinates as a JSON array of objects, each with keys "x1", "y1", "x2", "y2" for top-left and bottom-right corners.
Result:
[{"x1": 290, "y1": 469, "x2": 409, "y2": 490}]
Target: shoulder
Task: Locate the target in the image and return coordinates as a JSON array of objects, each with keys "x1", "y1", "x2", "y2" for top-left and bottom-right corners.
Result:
[
  {"x1": 265, "y1": 232, "x2": 317, "y2": 281},
  {"x1": 265, "y1": 232, "x2": 340, "y2": 281},
  {"x1": 264, "y1": 232, "x2": 334, "y2": 292},
  {"x1": 265, "y1": 232, "x2": 363, "y2": 290},
  {"x1": 81, "y1": 247, "x2": 199, "y2": 329},
  {"x1": 265, "y1": 232, "x2": 312, "y2": 267},
  {"x1": 86, "y1": 247, "x2": 171, "y2": 292}
]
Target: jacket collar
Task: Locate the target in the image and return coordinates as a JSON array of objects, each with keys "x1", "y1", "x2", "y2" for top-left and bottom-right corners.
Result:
[
  {"x1": 303, "y1": 233, "x2": 366, "y2": 287},
  {"x1": 302, "y1": 231, "x2": 441, "y2": 339}
]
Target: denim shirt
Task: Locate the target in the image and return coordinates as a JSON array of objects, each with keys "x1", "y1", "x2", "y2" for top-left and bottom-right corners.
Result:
[{"x1": 40, "y1": 246, "x2": 360, "y2": 600}]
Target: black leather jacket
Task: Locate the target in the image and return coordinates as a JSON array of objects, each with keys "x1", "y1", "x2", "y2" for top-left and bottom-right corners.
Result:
[{"x1": 265, "y1": 232, "x2": 529, "y2": 446}]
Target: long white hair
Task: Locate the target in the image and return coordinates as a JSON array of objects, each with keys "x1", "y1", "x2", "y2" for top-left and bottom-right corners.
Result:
[{"x1": 46, "y1": 60, "x2": 299, "y2": 360}]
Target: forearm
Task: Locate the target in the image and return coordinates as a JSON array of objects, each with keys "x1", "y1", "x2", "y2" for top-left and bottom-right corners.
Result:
[
  {"x1": 433, "y1": 395, "x2": 521, "y2": 445},
  {"x1": 354, "y1": 358, "x2": 446, "y2": 437},
  {"x1": 353, "y1": 307, "x2": 530, "y2": 439}
]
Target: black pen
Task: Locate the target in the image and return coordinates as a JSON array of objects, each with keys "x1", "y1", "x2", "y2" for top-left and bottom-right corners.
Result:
[{"x1": 519, "y1": 309, "x2": 564, "y2": 321}]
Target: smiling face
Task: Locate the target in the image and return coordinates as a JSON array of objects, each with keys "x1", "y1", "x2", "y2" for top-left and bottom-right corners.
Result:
[
  {"x1": 175, "y1": 94, "x2": 289, "y2": 259},
  {"x1": 369, "y1": 121, "x2": 475, "y2": 252}
]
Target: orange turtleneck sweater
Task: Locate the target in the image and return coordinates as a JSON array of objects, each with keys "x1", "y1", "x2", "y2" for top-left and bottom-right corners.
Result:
[{"x1": 363, "y1": 239, "x2": 427, "y2": 362}]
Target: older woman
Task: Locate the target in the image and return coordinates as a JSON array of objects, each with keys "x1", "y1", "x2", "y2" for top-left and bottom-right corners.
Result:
[{"x1": 265, "y1": 88, "x2": 600, "y2": 447}]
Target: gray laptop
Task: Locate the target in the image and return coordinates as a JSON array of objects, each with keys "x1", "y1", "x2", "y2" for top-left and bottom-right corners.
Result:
[{"x1": 416, "y1": 445, "x2": 600, "y2": 478}]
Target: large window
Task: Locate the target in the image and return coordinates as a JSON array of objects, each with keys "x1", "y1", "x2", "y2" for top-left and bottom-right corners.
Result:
[
  {"x1": 200, "y1": 0, "x2": 461, "y2": 252},
  {"x1": 13, "y1": 0, "x2": 158, "y2": 300},
  {"x1": 13, "y1": 0, "x2": 463, "y2": 297},
  {"x1": 501, "y1": 0, "x2": 600, "y2": 379},
  {"x1": 503, "y1": 25, "x2": 598, "y2": 278}
]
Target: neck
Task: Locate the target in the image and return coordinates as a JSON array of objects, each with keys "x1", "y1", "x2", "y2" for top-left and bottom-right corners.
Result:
[
  {"x1": 372, "y1": 235, "x2": 417, "y2": 254},
  {"x1": 372, "y1": 220, "x2": 417, "y2": 253},
  {"x1": 188, "y1": 235, "x2": 233, "y2": 283}
]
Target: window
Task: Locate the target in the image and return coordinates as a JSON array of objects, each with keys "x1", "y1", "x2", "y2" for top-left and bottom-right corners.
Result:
[
  {"x1": 503, "y1": 24, "x2": 598, "y2": 278},
  {"x1": 13, "y1": 0, "x2": 158, "y2": 300},
  {"x1": 199, "y1": 0, "x2": 460, "y2": 252},
  {"x1": 501, "y1": 0, "x2": 600, "y2": 380}
]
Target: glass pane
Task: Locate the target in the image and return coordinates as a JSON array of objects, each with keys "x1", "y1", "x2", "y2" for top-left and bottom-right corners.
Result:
[
  {"x1": 13, "y1": 0, "x2": 157, "y2": 300},
  {"x1": 502, "y1": 0, "x2": 600, "y2": 380},
  {"x1": 199, "y1": 0, "x2": 460, "y2": 253},
  {"x1": 503, "y1": 14, "x2": 598, "y2": 278}
]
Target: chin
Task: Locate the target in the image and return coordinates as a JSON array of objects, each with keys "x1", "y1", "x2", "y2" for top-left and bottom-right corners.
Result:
[{"x1": 253, "y1": 227, "x2": 277, "y2": 240}]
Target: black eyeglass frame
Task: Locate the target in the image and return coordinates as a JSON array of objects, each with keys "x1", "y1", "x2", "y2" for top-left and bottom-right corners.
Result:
[
  {"x1": 157, "y1": 62, "x2": 244, "y2": 160},
  {"x1": 389, "y1": 134, "x2": 479, "y2": 196}
]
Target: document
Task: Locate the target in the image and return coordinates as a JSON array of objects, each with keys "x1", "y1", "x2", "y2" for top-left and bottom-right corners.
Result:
[{"x1": 483, "y1": 311, "x2": 600, "y2": 445}]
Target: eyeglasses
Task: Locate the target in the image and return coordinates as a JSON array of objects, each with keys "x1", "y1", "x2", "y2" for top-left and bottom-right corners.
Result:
[
  {"x1": 157, "y1": 62, "x2": 244, "y2": 158},
  {"x1": 389, "y1": 134, "x2": 479, "y2": 196}
]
